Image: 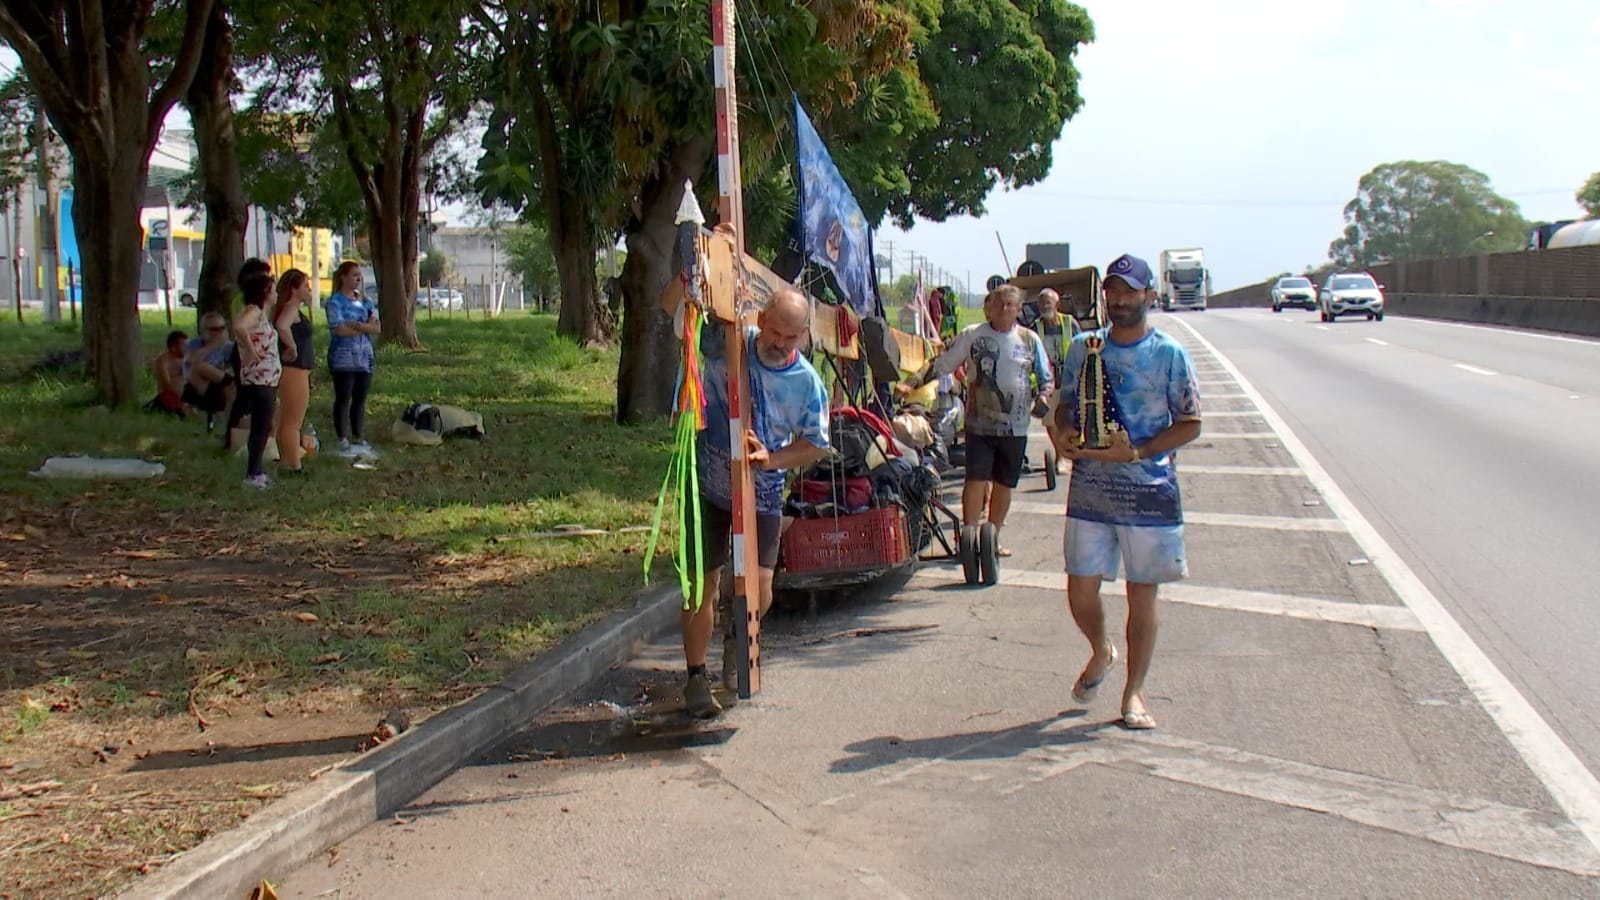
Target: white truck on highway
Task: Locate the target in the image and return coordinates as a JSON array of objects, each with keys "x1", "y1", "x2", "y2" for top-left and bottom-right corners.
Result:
[{"x1": 1158, "y1": 248, "x2": 1209, "y2": 311}]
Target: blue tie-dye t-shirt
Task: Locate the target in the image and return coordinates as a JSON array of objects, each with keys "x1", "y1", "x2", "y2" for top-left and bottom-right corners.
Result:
[
  {"x1": 1056, "y1": 327, "x2": 1201, "y2": 526},
  {"x1": 697, "y1": 325, "x2": 830, "y2": 515},
  {"x1": 324, "y1": 291, "x2": 376, "y2": 373}
]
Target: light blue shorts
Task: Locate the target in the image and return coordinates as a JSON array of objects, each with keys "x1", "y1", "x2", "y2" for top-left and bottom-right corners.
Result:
[{"x1": 1063, "y1": 518, "x2": 1188, "y2": 585}]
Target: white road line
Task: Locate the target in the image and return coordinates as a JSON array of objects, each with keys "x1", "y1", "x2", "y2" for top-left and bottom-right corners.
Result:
[
  {"x1": 1454, "y1": 363, "x2": 1499, "y2": 376},
  {"x1": 1406, "y1": 316, "x2": 1600, "y2": 347},
  {"x1": 1197, "y1": 411, "x2": 1264, "y2": 419},
  {"x1": 910, "y1": 567, "x2": 1420, "y2": 631},
  {"x1": 1104, "y1": 734, "x2": 1600, "y2": 877},
  {"x1": 988, "y1": 501, "x2": 1343, "y2": 532},
  {"x1": 1201, "y1": 392, "x2": 1249, "y2": 400},
  {"x1": 1197, "y1": 432, "x2": 1279, "y2": 440},
  {"x1": 1168, "y1": 315, "x2": 1600, "y2": 856},
  {"x1": 1179, "y1": 465, "x2": 1303, "y2": 476},
  {"x1": 1184, "y1": 511, "x2": 1344, "y2": 532},
  {"x1": 1316, "y1": 325, "x2": 1330, "y2": 331},
  {"x1": 1365, "y1": 337, "x2": 1389, "y2": 346}
]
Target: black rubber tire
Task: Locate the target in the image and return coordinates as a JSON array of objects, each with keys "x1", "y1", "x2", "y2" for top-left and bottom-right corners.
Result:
[
  {"x1": 1320, "y1": 311, "x2": 1331, "y2": 322},
  {"x1": 978, "y1": 522, "x2": 1000, "y2": 586},
  {"x1": 1043, "y1": 449, "x2": 1058, "y2": 491},
  {"x1": 1272, "y1": 305, "x2": 1281, "y2": 313},
  {"x1": 959, "y1": 525, "x2": 979, "y2": 585},
  {"x1": 1374, "y1": 312, "x2": 1384, "y2": 321}
]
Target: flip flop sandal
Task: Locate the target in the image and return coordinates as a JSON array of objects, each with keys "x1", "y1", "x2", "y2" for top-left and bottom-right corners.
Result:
[
  {"x1": 1121, "y1": 709, "x2": 1157, "y2": 731},
  {"x1": 1070, "y1": 643, "x2": 1118, "y2": 704},
  {"x1": 996, "y1": 547, "x2": 1014, "y2": 558}
]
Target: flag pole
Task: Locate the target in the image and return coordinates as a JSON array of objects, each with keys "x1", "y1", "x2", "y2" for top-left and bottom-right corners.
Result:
[{"x1": 712, "y1": 0, "x2": 761, "y2": 699}]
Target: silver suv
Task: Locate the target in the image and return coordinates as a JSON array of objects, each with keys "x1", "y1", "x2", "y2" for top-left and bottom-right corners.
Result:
[
  {"x1": 1270, "y1": 276, "x2": 1316, "y2": 312},
  {"x1": 1319, "y1": 272, "x2": 1385, "y2": 322}
]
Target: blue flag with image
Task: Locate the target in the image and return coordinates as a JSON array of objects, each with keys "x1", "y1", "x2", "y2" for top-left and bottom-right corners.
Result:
[{"x1": 794, "y1": 96, "x2": 880, "y2": 318}]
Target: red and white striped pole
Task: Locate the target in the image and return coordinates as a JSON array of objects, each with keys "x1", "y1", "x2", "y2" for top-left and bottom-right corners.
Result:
[{"x1": 712, "y1": 0, "x2": 761, "y2": 698}]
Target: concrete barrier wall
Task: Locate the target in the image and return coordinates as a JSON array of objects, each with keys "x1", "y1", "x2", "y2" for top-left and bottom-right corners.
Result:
[
  {"x1": 1384, "y1": 293, "x2": 1600, "y2": 338},
  {"x1": 1206, "y1": 245, "x2": 1600, "y2": 334},
  {"x1": 1210, "y1": 283, "x2": 1270, "y2": 308}
]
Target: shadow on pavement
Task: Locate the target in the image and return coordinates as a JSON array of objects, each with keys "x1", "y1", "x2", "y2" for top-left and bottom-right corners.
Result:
[
  {"x1": 127, "y1": 732, "x2": 371, "y2": 772},
  {"x1": 829, "y1": 713, "x2": 1109, "y2": 775}
]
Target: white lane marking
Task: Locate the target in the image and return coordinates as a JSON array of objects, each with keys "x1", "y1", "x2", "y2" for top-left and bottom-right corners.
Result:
[
  {"x1": 985, "y1": 501, "x2": 1343, "y2": 532},
  {"x1": 1406, "y1": 316, "x2": 1600, "y2": 347},
  {"x1": 1180, "y1": 465, "x2": 1302, "y2": 476},
  {"x1": 1365, "y1": 338, "x2": 1390, "y2": 346},
  {"x1": 1196, "y1": 410, "x2": 1263, "y2": 418},
  {"x1": 1196, "y1": 432, "x2": 1279, "y2": 440},
  {"x1": 1316, "y1": 325, "x2": 1330, "y2": 331},
  {"x1": 910, "y1": 566, "x2": 1421, "y2": 631},
  {"x1": 1454, "y1": 363, "x2": 1499, "y2": 376},
  {"x1": 1201, "y1": 391, "x2": 1249, "y2": 399},
  {"x1": 1102, "y1": 734, "x2": 1598, "y2": 877},
  {"x1": 1169, "y1": 315, "x2": 1600, "y2": 856},
  {"x1": 1184, "y1": 511, "x2": 1344, "y2": 532}
]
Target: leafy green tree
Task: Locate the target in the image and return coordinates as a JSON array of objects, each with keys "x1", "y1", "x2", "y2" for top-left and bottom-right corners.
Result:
[
  {"x1": 0, "y1": 0, "x2": 215, "y2": 406},
  {"x1": 504, "y1": 223, "x2": 560, "y2": 312},
  {"x1": 1329, "y1": 160, "x2": 1527, "y2": 267},
  {"x1": 880, "y1": 274, "x2": 919, "y2": 306},
  {"x1": 418, "y1": 250, "x2": 452, "y2": 288},
  {"x1": 175, "y1": 3, "x2": 251, "y2": 319},
  {"x1": 886, "y1": 0, "x2": 1092, "y2": 225},
  {"x1": 0, "y1": 77, "x2": 30, "y2": 214},
  {"x1": 247, "y1": 0, "x2": 485, "y2": 349},
  {"x1": 1578, "y1": 172, "x2": 1600, "y2": 219}
]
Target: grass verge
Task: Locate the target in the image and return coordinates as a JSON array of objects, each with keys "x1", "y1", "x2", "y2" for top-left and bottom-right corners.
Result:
[{"x1": 0, "y1": 309, "x2": 675, "y2": 896}]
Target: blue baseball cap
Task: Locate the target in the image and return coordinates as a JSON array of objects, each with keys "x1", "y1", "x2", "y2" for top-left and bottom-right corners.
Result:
[{"x1": 1106, "y1": 254, "x2": 1154, "y2": 290}]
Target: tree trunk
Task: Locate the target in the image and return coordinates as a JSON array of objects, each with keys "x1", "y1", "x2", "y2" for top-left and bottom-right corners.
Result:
[
  {"x1": 73, "y1": 153, "x2": 147, "y2": 407},
  {"x1": 551, "y1": 199, "x2": 608, "y2": 345},
  {"x1": 33, "y1": 103, "x2": 61, "y2": 323},
  {"x1": 616, "y1": 138, "x2": 708, "y2": 423},
  {"x1": 186, "y1": 4, "x2": 247, "y2": 321}
]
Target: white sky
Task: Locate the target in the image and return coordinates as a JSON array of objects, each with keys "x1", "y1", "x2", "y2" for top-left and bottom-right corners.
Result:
[{"x1": 878, "y1": 0, "x2": 1600, "y2": 292}]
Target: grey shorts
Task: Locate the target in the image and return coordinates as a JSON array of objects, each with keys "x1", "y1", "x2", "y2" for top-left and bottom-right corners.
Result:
[{"x1": 684, "y1": 496, "x2": 783, "y2": 571}]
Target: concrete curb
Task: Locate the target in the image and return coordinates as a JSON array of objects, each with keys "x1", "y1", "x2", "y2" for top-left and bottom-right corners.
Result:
[{"x1": 120, "y1": 584, "x2": 683, "y2": 899}]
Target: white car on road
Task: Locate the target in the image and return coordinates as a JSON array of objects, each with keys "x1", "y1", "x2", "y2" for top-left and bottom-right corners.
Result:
[
  {"x1": 1318, "y1": 273, "x2": 1386, "y2": 322},
  {"x1": 415, "y1": 288, "x2": 465, "y2": 311},
  {"x1": 1270, "y1": 276, "x2": 1317, "y2": 312}
]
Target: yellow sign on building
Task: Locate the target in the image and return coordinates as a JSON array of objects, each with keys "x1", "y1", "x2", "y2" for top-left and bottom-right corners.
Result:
[{"x1": 290, "y1": 227, "x2": 336, "y2": 294}]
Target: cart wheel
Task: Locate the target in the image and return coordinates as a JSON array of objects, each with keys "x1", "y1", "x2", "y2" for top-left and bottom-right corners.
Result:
[
  {"x1": 1043, "y1": 448, "x2": 1058, "y2": 491},
  {"x1": 959, "y1": 525, "x2": 979, "y2": 585},
  {"x1": 978, "y1": 522, "x2": 1000, "y2": 586}
]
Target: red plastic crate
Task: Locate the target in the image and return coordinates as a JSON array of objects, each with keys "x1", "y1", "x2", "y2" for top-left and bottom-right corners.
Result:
[{"x1": 781, "y1": 506, "x2": 910, "y2": 575}]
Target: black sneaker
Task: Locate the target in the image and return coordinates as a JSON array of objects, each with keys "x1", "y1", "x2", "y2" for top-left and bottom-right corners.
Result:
[
  {"x1": 684, "y1": 672, "x2": 722, "y2": 719},
  {"x1": 279, "y1": 467, "x2": 310, "y2": 478}
]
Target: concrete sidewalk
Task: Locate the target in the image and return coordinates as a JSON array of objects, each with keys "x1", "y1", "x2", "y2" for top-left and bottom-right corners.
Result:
[
  {"x1": 275, "y1": 555, "x2": 1597, "y2": 896},
  {"x1": 274, "y1": 413, "x2": 1599, "y2": 895}
]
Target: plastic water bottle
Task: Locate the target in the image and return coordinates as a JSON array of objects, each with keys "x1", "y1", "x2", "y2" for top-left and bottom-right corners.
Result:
[{"x1": 303, "y1": 424, "x2": 320, "y2": 454}]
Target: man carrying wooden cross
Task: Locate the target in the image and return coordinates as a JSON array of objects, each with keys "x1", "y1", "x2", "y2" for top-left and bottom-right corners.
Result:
[{"x1": 684, "y1": 287, "x2": 830, "y2": 718}]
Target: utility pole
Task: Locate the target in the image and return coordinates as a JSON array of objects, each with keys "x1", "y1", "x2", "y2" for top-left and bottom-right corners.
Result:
[
  {"x1": 7, "y1": 180, "x2": 20, "y2": 318},
  {"x1": 879, "y1": 238, "x2": 893, "y2": 283},
  {"x1": 32, "y1": 102, "x2": 60, "y2": 323}
]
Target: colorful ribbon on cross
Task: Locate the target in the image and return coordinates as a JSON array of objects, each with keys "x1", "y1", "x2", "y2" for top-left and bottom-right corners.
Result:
[{"x1": 644, "y1": 210, "x2": 711, "y2": 612}]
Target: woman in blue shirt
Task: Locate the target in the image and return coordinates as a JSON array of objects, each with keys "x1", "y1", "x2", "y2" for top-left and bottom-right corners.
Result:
[{"x1": 324, "y1": 261, "x2": 381, "y2": 459}]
